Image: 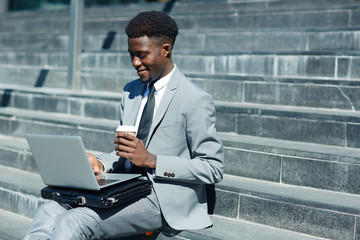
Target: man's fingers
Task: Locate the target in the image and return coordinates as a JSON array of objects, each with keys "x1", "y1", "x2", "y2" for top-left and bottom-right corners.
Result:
[{"x1": 115, "y1": 143, "x2": 134, "y2": 152}]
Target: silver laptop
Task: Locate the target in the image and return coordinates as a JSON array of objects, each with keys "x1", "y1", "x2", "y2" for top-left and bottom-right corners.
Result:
[{"x1": 26, "y1": 134, "x2": 140, "y2": 191}]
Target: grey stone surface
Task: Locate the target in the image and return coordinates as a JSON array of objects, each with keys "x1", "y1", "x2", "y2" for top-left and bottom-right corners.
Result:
[
  {"x1": 178, "y1": 215, "x2": 330, "y2": 240},
  {"x1": 4, "y1": 94, "x2": 360, "y2": 150},
  {"x1": 277, "y1": 55, "x2": 336, "y2": 78},
  {"x1": 244, "y1": 82, "x2": 360, "y2": 110},
  {"x1": 211, "y1": 189, "x2": 239, "y2": 219},
  {"x1": 191, "y1": 78, "x2": 243, "y2": 103},
  {"x1": 345, "y1": 57, "x2": 360, "y2": 79},
  {"x1": 0, "y1": 158, "x2": 359, "y2": 239},
  {"x1": 282, "y1": 156, "x2": 360, "y2": 194},
  {"x1": 219, "y1": 174, "x2": 360, "y2": 216},
  {"x1": 240, "y1": 196, "x2": 355, "y2": 240},
  {"x1": 0, "y1": 0, "x2": 360, "y2": 34},
  {"x1": 337, "y1": 57, "x2": 352, "y2": 78},
  {"x1": 235, "y1": 113, "x2": 346, "y2": 146},
  {"x1": 5, "y1": 67, "x2": 360, "y2": 111},
  {"x1": 0, "y1": 66, "x2": 68, "y2": 89},
  {"x1": 346, "y1": 124, "x2": 360, "y2": 148},
  {"x1": 0, "y1": 165, "x2": 44, "y2": 218},
  {"x1": 2, "y1": 51, "x2": 360, "y2": 84},
  {"x1": 0, "y1": 209, "x2": 32, "y2": 240},
  {"x1": 225, "y1": 148, "x2": 281, "y2": 182},
  {"x1": 215, "y1": 102, "x2": 360, "y2": 146},
  {"x1": 84, "y1": 100, "x2": 120, "y2": 120},
  {"x1": 81, "y1": 70, "x2": 135, "y2": 92},
  {"x1": 220, "y1": 133, "x2": 360, "y2": 165},
  {"x1": 3, "y1": 29, "x2": 360, "y2": 54},
  {"x1": 1, "y1": 1, "x2": 360, "y2": 239},
  {"x1": 0, "y1": 107, "x2": 118, "y2": 152},
  {"x1": 0, "y1": 209, "x2": 329, "y2": 240},
  {"x1": 0, "y1": 147, "x2": 19, "y2": 169},
  {"x1": 308, "y1": 31, "x2": 357, "y2": 52}
]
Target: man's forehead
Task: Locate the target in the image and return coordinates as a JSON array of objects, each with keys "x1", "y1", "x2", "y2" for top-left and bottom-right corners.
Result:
[{"x1": 127, "y1": 36, "x2": 161, "y2": 49}]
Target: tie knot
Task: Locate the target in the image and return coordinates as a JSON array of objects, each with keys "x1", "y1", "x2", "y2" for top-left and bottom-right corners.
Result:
[{"x1": 148, "y1": 82, "x2": 155, "y2": 95}]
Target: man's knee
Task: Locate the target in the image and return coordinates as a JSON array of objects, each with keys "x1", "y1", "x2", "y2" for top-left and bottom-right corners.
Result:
[
  {"x1": 52, "y1": 207, "x2": 101, "y2": 239},
  {"x1": 34, "y1": 201, "x2": 66, "y2": 221}
]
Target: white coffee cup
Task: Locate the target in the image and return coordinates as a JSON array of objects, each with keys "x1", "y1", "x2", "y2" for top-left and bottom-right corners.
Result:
[{"x1": 116, "y1": 125, "x2": 136, "y2": 137}]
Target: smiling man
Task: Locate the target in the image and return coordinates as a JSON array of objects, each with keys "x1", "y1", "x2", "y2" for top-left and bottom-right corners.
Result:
[{"x1": 24, "y1": 11, "x2": 224, "y2": 239}]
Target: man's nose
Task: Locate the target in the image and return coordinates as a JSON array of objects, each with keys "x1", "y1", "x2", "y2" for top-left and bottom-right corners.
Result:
[{"x1": 132, "y1": 56, "x2": 141, "y2": 67}]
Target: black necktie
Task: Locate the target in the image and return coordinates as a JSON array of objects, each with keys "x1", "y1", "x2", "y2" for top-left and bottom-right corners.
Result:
[
  {"x1": 137, "y1": 82, "x2": 155, "y2": 144},
  {"x1": 129, "y1": 82, "x2": 155, "y2": 175}
]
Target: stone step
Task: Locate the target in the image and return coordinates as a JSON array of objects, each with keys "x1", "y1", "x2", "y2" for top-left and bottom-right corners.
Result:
[
  {"x1": 3, "y1": 76, "x2": 360, "y2": 113},
  {"x1": 1, "y1": 51, "x2": 360, "y2": 81},
  {"x1": 0, "y1": 163, "x2": 354, "y2": 239},
  {"x1": 1, "y1": 29, "x2": 360, "y2": 54},
  {"x1": 1, "y1": 109, "x2": 359, "y2": 195},
  {"x1": 214, "y1": 174, "x2": 360, "y2": 240},
  {"x1": 3, "y1": 64, "x2": 360, "y2": 105},
  {"x1": 0, "y1": 86, "x2": 122, "y2": 121},
  {"x1": 191, "y1": 76, "x2": 360, "y2": 110},
  {"x1": 1, "y1": 97, "x2": 360, "y2": 147},
  {"x1": 3, "y1": 0, "x2": 360, "y2": 22},
  {"x1": 2, "y1": 1, "x2": 360, "y2": 33},
  {"x1": 0, "y1": 65, "x2": 136, "y2": 90},
  {"x1": 0, "y1": 207, "x2": 328, "y2": 240},
  {"x1": 0, "y1": 209, "x2": 32, "y2": 240},
  {"x1": 2, "y1": 92, "x2": 360, "y2": 146},
  {"x1": 0, "y1": 107, "x2": 118, "y2": 153},
  {"x1": 221, "y1": 133, "x2": 360, "y2": 195},
  {"x1": 216, "y1": 101, "x2": 360, "y2": 148}
]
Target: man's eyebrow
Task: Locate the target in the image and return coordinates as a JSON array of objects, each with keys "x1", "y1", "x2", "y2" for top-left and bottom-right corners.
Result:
[{"x1": 128, "y1": 50, "x2": 148, "y2": 55}]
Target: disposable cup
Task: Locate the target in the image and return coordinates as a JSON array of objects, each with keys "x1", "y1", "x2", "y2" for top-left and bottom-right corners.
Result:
[{"x1": 116, "y1": 125, "x2": 136, "y2": 137}]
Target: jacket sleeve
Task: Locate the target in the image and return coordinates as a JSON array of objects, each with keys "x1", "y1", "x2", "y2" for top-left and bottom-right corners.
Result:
[{"x1": 154, "y1": 91, "x2": 224, "y2": 185}]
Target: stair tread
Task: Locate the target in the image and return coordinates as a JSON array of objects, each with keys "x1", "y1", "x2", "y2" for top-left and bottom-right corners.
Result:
[
  {"x1": 0, "y1": 206, "x2": 327, "y2": 240},
  {"x1": 1, "y1": 112, "x2": 359, "y2": 161},
  {"x1": 0, "y1": 161, "x2": 359, "y2": 217},
  {"x1": 184, "y1": 215, "x2": 328, "y2": 240},
  {"x1": 0, "y1": 106, "x2": 118, "y2": 128},
  {"x1": 0, "y1": 165, "x2": 330, "y2": 240},
  {"x1": 221, "y1": 133, "x2": 360, "y2": 160},
  {"x1": 0, "y1": 208, "x2": 32, "y2": 240},
  {"x1": 219, "y1": 174, "x2": 360, "y2": 215},
  {"x1": 2, "y1": 94, "x2": 360, "y2": 121}
]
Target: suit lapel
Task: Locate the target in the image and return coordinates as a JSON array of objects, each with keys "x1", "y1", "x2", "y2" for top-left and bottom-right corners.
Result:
[{"x1": 147, "y1": 68, "x2": 181, "y2": 146}]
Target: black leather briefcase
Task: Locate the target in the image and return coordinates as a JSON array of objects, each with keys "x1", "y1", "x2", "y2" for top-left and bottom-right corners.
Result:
[{"x1": 41, "y1": 178, "x2": 152, "y2": 208}]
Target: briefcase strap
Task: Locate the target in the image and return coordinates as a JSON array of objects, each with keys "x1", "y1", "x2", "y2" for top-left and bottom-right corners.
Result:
[{"x1": 52, "y1": 192, "x2": 86, "y2": 206}]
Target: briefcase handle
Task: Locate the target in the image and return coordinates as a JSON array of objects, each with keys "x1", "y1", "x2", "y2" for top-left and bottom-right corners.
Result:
[{"x1": 52, "y1": 192, "x2": 87, "y2": 206}]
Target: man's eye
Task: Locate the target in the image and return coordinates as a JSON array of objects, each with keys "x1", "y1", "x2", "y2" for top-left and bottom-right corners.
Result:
[{"x1": 139, "y1": 54, "x2": 147, "y2": 60}]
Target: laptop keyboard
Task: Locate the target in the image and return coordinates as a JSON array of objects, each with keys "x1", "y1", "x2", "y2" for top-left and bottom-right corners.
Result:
[{"x1": 97, "y1": 178, "x2": 118, "y2": 186}]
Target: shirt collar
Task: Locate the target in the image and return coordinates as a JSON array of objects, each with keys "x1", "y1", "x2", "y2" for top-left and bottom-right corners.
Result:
[{"x1": 149, "y1": 65, "x2": 176, "y2": 92}]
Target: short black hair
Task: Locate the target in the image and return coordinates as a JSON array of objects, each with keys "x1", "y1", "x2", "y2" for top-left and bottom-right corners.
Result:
[{"x1": 125, "y1": 11, "x2": 178, "y2": 46}]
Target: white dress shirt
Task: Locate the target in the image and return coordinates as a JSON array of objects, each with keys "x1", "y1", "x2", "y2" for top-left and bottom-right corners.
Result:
[
  {"x1": 125, "y1": 66, "x2": 176, "y2": 172},
  {"x1": 135, "y1": 66, "x2": 175, "y2": 131}
]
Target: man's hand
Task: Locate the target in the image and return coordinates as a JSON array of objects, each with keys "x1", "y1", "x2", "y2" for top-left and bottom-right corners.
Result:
[
  {"x1": 87, "y1": 153, "x2": 104, "y2": 175},
  {"x1": 114, "y1": 132, "x2": 157, "y2": 169}
]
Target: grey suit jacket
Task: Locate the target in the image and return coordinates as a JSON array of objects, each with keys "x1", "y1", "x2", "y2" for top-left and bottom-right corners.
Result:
[{"x1": 99, "y1": 67, "x2": 224, "y2": 230}]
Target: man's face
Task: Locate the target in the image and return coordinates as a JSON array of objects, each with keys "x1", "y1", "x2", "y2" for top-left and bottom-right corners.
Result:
[{"x1": 128, "y1": 36, "x2": 168, "y2": 84}]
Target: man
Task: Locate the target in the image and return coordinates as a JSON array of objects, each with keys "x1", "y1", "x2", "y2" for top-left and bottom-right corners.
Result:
[{"x1": 24, "y1": 11, "x2": 224, "y2": 239}]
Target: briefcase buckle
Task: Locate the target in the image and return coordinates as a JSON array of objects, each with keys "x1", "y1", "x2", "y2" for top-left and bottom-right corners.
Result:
[{"x1": 78, "y1": 196, "x2": 86, "y2": 206}]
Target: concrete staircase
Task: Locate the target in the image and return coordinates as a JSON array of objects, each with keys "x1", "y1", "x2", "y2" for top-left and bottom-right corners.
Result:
[{"x1": 0, "y1": 0, "x2": 360, "y2": 239}]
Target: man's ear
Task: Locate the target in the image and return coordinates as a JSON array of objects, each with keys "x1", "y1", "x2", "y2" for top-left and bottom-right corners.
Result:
[{"x1": 163, "y1": 43, "x2": 172, "y2": 58}]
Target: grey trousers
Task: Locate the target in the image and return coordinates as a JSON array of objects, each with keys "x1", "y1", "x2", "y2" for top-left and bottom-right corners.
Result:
[{"x1": 23, "y1": 189, "x2": 164, "y2": 240}]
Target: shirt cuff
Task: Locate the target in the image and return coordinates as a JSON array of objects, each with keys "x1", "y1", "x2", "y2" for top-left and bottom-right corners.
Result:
[{"x1": 97, "y1": 158, "x2": 106, "y2": 172}]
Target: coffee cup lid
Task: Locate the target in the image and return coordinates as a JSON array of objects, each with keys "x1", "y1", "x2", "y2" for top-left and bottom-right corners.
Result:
[{"x1": 116, "y1": 125, "x2": 136, "y2": 132}]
